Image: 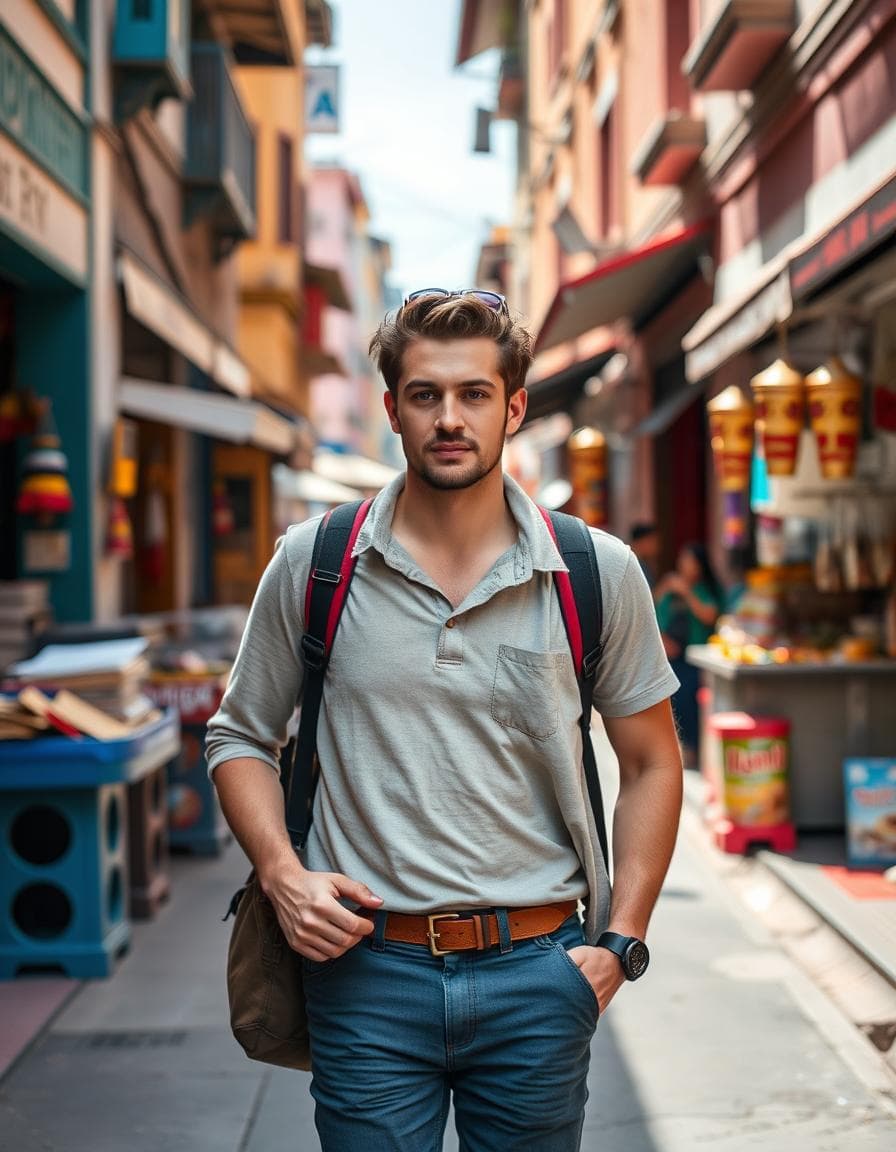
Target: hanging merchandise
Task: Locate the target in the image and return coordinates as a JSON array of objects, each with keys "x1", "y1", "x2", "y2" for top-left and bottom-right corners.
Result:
[
  {"x1": 105, "y1": 495, "x2": 134, "y2": 558},
  {"x1": 707, "y1": 386, "x2": 754, "y2": 549},
  {"x1": 212, "y1": 480, "x2": 236, "y2": 537},
  {"x1": 141, "y1": 483, "x2": 168, "y2": 583},
  {"x1": 566, "y1": 426, "x2": 607, "y2": 527},
  {"x1": 16, "y1": 401, "x2": 74, "y2": 517},
  {"x1": 750, "y1": 359, "x2": 805, "y2": 476},
  {"x1": 805, "y1": 357, "x2": 863, "y2": 479},
  {"x1": 16, "y1": 399, "x2": 73, "y2": 573}
]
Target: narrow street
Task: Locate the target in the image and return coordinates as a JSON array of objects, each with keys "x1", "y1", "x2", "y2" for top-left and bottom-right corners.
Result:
[{"x1": 2, "y1": 746, "x2": 893, "y2": 1152}]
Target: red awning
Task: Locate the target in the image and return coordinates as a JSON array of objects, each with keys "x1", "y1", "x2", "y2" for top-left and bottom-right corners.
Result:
[{"x1": 535, "y1": 222, "x2": 711, "y2": 354}]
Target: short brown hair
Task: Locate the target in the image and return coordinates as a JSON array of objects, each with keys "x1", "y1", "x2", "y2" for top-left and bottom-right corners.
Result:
[{"x1": 368, "y1": 295, "x2": 533, "y2": 398}]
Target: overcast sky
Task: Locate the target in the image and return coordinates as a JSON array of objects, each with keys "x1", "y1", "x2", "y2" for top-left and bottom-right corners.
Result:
[{"x1": 305, "y1": 0, "x2": 517, "y2": 298}]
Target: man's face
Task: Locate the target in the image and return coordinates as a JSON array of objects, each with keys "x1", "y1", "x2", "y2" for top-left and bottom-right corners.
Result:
[{"x1": 384, "y1": 337, "x2": 526, "y2": 491}]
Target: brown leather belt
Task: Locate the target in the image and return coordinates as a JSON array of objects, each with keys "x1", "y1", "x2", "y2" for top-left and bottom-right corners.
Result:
[{"x1": 378, "y1": 901, "x2": 578, "y2": 957}]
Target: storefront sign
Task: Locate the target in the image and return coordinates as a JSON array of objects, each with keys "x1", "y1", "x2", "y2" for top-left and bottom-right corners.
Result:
[
  {"x1": 0, "y1": 26, "x2": 86, "y2": 197},
  {"x1": 790, "y1": 176, "x2": 896, "y2": 300},
  {"x1": 684, "y1": 270, "x2": 791, "y2": 383},
  {"x1": 0, "y1": 131, "x2": 87, "y2": 280}
]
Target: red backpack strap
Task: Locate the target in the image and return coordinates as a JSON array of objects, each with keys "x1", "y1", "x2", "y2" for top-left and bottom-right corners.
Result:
[
  {"x1": 285, "y1": 499, "x2": 372, "y2": 849},
  {"x1": 539, "y1": 505, "x2": 609, "y2": 872}
]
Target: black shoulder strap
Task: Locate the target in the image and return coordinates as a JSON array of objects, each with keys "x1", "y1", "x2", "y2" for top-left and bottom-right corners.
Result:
[
  {"x1": 546, "y1": 510, "x2": 609, "y2": 873},
  {"x1": 284, "y1": 500, "x2": 370, "y2": 849}
]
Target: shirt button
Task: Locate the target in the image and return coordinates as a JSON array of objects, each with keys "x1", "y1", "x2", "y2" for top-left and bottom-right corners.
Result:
[{"x1": 445, "y1": 618, "x2": 456, "y2": 629}]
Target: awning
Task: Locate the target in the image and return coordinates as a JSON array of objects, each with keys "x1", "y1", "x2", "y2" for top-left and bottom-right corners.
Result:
[
  {"x1": 272, "y1": 464, "x2": 362, "y2": 505},
  {"x1": 119, "y1": 251, "x2": 252, "y2": 398},
  {"x1": 628, "y1": 380, "x2": 708, "y2": 440},
  {"x1": 535, "y1": 222, "x2": 711, "y2": 354},
  {"x1": 523, "y1": 348, "x2": 617, "y2": 425},
  {"x1": 119, "y1": 378, "x2": 296, "y2": 455},
  {"x1": 683, "y1": 170, "x2": 896, "y2": 382},
  {"x1": 456, "y1": 0, "x2": 504, "y2": 65},
  {"x1": 682, "y1": 262, "x2": 790, "y2": 383},
  {"x1": 312, "y1": 450, "x2": 400, "y2": 490},
  {"x1": 304, "y1": 261, "x2": 352, "y2": 311},
  {"x1": 200, "y1": 0, "x2": 297, "y2": 66}
]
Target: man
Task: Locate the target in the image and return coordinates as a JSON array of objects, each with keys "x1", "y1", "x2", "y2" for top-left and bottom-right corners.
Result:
[
  {"x1": 207, "y1": 290, "x2": 682, "y2": 1152},
  {"x1": 629, "y1": 521, "x2": 660, "y2": 591}
]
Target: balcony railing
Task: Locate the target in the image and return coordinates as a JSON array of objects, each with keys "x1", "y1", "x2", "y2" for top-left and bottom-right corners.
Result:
[
  {"x1": 184, "y1": 43, "x2": 256, "y2": 250},
  {"x1": 112, "y1": 0, "x2": 191, "y2": 120}
]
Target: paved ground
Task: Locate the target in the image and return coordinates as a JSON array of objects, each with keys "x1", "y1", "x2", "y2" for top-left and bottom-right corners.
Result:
[{"x1": 1, "y1": 738, "x2": 894, "y2": 1150}]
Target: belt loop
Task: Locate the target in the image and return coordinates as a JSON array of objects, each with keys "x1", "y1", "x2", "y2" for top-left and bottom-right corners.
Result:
[
  {"x1": 496, "y1": 908, "x2": 513, "y2": 954},
  {"x1": 371, "y1": 909, "x2": 387, "y2": 952}
]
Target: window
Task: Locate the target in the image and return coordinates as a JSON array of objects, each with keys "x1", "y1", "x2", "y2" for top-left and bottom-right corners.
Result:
[
  {"x1": 277, "y1": 134, "x2": 294, "y2": 243},
  {"x1": 598, "y1": 102, "x2": 620, "y2": 238}
]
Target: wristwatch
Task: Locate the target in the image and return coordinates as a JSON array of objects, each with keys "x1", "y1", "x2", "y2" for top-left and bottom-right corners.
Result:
[{"x1": 596, "y1": 931, "x2": 650, "y2": 980}]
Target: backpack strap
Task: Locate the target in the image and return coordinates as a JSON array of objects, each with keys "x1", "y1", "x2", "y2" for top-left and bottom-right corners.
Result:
[
  {"x1": 284, "y1": 498, "x2": 372, "y2": 849},
  {"x1": 538, "y1": 507, "x2": 609, "y2": 873}
]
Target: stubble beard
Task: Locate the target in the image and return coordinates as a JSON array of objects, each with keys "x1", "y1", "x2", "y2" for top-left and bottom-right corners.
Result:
[{"x1": 414, "y1": 440, "x2": 504, "y2": 491}]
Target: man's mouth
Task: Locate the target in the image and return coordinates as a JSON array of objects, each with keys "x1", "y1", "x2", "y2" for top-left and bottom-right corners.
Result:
[{"x1": 429, "y1": 442, "x2": 472, "y2": 456}]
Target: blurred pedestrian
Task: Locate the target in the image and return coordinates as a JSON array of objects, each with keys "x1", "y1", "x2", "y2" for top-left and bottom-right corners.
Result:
[
  {"x1": 630, "y1": 521, "x2": 660, "y2": 589},
  {"x1": 655, "y1": 542, "x2": 723, "y2": 767},
  {"x1": 208, "y1": 290, "x2": 682, "y2": 1151}
]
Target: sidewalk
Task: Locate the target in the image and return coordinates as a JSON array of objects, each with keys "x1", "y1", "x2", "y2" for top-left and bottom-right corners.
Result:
[{"x1": 1, "y1": 736, "x2": 895, "y2": 1150}]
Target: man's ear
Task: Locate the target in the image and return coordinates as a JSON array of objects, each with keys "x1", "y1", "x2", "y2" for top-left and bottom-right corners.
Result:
[
  {"x1": 506, "y1": 388, "x2": 527, "y2": 437},
  {"x1": 384, "y1": 390, "x2": 401, "y2": 434}
]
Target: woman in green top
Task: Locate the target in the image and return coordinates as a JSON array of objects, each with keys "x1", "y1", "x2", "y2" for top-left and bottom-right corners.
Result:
[{"x1": 655, "y1": 542, "x2": 723, "y2": 765}]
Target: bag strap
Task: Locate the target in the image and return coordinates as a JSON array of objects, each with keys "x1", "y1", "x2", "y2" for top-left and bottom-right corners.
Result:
[
  {"x1": 284, "y1": 499, "x2": 372, "y2": 849},
  {"x1": 538, "y1": 507, "x2": 609, "y2": 873}
]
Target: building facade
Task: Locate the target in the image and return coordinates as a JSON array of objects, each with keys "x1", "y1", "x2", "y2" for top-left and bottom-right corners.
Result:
[{"x1": 458, "y1": 0, "x2": 896, "y2": 578}]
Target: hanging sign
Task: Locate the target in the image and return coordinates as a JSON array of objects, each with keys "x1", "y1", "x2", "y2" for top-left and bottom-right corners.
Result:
[
  {"x1": 790, "y1": 176, "x2": 896, "y2": 300},
  {"x1": 305, "y1": 66, "x2": 340, "y2": 134}
]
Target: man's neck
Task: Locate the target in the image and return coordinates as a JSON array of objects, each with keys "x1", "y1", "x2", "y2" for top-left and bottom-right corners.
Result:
[{"x1": 393, "y1": 466, "x2": 515, "y2": 559}]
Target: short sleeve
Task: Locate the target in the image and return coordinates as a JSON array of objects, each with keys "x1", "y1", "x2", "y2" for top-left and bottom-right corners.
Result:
[{"x1": 591, "y1": 549, "x2": 680, "y2": 718}]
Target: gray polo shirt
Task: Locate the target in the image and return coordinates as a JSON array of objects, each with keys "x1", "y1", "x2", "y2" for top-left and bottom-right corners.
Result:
[{"x1": 206, "y1": 473, "x2": 678, "y2": 944}]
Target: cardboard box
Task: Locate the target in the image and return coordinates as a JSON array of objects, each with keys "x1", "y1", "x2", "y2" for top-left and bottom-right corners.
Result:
[{"x1": 843, "y1": 758, "x2": 896, "y2": 869}]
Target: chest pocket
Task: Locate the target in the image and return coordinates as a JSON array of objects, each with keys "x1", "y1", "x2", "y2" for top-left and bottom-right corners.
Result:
[{"x1": 491, "y1": 645, "x2": 563, "y2": 741}]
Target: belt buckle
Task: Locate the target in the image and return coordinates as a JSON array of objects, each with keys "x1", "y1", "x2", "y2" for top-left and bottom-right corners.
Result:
[{"x1": 427, "y1": 912, "x2": 460, "y2": 956}]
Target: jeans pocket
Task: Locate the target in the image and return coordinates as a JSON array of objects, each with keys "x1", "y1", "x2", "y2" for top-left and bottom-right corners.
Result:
[
  {"x1": 490, "y1": 645, "x2": 562, "y2": 740},
  {"x1": 551, "y1": 940, "x2": 600, "y2": 1019}
]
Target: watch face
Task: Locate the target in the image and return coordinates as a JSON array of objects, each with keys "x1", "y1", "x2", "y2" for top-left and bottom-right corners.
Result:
[{"x1": 624, "y1": 940, "x2": 650, "y2": 980}]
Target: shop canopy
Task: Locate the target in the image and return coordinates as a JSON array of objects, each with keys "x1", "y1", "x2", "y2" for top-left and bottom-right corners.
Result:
[
  {"x1": 119, "y1": 378, "x2": 297, "y2": 456},
  {"x1": 312, "y1": 450, "x2": 400, "y2": 491},
  {"x1": 534, "y1": 222, "x2": 711, "y2": 355},
  {"x1": 119, "y1": 251, "x2": 252, "y2": 398},
  {"x1": 272, "y1": 464, "x2": 362, "y2": 505}
]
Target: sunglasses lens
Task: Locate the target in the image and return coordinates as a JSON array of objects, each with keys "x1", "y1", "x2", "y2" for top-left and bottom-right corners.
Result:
[
  {"x1": 468, "y1": 291, "x2": 505, "y2": 311},
  {"x1": 404, "y1": 289, "x2": 450, "y2": 305}
]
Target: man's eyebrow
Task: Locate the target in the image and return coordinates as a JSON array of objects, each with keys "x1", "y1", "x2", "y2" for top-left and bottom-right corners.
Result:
[{"x1": 403, "y1": 378, "x2": 499, "y2": 389}]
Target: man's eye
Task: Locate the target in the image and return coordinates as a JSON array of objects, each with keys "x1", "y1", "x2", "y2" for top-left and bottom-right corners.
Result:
[
  {"x1": 465, "y1": 390, "x2": 487, "y2": 400},
  {"x1": 410, "y1": 390, "x2": 435, "y2": 402}
]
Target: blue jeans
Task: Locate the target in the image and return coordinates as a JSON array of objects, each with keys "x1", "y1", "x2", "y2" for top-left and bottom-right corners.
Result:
[{"x1": 303, "y1": 912, "x2": 599, "y2": 1151}]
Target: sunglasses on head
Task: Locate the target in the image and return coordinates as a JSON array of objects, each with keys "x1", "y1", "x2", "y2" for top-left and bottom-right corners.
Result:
[{"x1": 402, "y1": 288, "x2": 509, "y2": 315}]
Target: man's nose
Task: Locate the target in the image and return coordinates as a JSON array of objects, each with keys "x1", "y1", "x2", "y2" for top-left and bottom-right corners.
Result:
[{"x1": 435, "y1": 396, "x2": 464, "y2": 431}]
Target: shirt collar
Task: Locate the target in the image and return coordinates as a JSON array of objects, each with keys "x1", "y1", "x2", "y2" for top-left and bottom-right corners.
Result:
[{"x1": 353, "y1": 471, "x2": 568, "y2": 575}]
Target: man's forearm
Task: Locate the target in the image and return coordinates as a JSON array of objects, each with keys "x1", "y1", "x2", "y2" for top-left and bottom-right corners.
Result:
[
  {"x1": 607, "y1": 758, "x2": 682, "y2": 939},
  {"x1": 213, "y1": 757, "x2": 299, "y2": 885}
]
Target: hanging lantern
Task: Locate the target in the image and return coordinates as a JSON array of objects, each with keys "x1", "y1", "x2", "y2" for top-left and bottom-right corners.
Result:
[
  {"x1": 707, "y1": 385, "x2": 754, "y2": 550},
  {"x1": 16, "y1": 401, "x2": 74, "y2": 519},
  {"x1": 707, "y1": 386, "x2": 754, "y2": 493},
  {"x1": 105, "y1": 495, "x2": 134, "y2": 558},
  {"x1": 212, "y1": 480, "x2": 235, "y2": 537},
  {"x1": 750, "y1": 358, "x2": 805, "y2": 476},
  {"x1": 805, "y1": 357, "x2": 863, "y2": 479},
  {"x1": 567, "y1": 426, "x2": 607, "y2": 527}
]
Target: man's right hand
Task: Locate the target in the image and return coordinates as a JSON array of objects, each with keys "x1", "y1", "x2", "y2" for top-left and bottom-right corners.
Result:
[{"x1": 260, "y1": 860, "x2": 384, "y2": 962}]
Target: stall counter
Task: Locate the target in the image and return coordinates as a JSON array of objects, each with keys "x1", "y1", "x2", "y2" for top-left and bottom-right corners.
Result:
[{"x1": 686, "y1": 646, "x2": 896, "y2": 830}]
